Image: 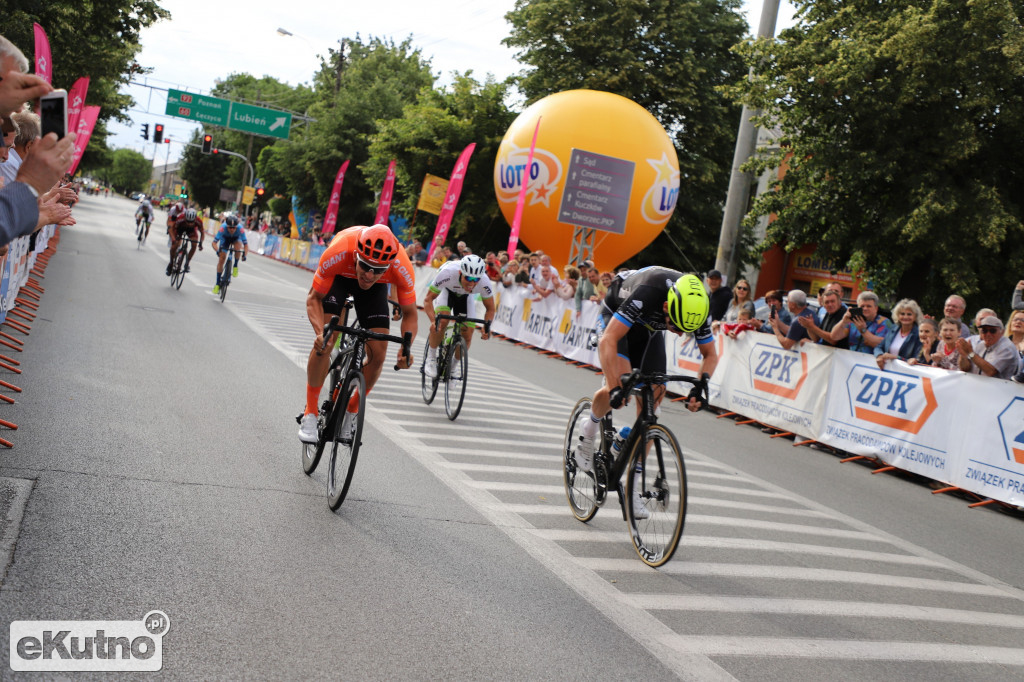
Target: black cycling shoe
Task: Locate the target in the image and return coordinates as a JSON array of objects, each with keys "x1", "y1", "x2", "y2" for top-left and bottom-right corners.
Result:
[
  {"x1": 165, "y1": 264, "x2": 172, "y2": 276},
  {"x1": 184, "y1": 265, "x2": 191, "y2": 273}
]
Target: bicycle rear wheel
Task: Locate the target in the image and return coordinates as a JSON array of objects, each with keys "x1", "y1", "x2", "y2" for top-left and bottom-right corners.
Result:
[
  {"x1": 625, "y1": 424, "x2": 688, "y2": 567},
  {"x1": 220, "y1": 259, "x2": 230, "y2": 302},
  {"x1": 563, "y1": 397, "x2": 599, "y2": 522},
  {"x1": 420, "y1": 337, "x2": 439, "y2": 404},
  {"x1": 327, "y1": 371, "x2": 365, "y2": 510},
  {"x1": 170, "y1": 249, "x2": 185, "y2": 288},
  {"x1": 444, "y1": 335, "x2": 468, "y2": 420},
  {"x1": 301, "y1": 409, "x2": 331, "y2": 474}
]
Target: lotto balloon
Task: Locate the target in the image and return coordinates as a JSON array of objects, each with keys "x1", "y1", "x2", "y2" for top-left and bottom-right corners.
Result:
[{"x1": 494, "y1": 90, "x2": 679, "y2": 273}]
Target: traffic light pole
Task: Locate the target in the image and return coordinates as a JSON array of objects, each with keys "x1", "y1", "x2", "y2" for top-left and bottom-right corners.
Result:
[{"x1": 190, "y1": 143, "x2": 254, "y2": 214}]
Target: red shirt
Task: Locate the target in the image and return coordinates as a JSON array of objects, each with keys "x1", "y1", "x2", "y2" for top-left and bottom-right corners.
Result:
[{"x1": 312, "y1": 226, "x2": 416, "y2": 305}]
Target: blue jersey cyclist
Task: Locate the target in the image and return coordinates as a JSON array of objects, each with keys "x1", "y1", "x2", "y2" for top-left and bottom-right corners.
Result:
[
  {"x1": 574, "y1": 268, "x2": 719, "y2": 474},
  {"x1": 421, "y1": 254, "x2": 496, "y2": 378},
  {"x1": 212, "y1": 215, "x2": 248, "y2": 294}
]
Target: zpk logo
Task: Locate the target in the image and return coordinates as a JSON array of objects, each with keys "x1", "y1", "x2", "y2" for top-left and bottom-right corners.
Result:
[
  {"x1": 749, "y1": 343, "x2": 807, "y2": 399},
  {"x1": 846, "y1": 365, "x2": 937, "y2": 434},
  {"x1": 674, "y1": 334, "x2": 704, "y2": 373},
  {"x1": 996, "y1": 397, "x2": 1024, "y2": 466}
]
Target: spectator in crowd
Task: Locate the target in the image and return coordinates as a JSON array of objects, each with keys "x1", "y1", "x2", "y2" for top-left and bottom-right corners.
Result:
[
  {"x1": 770, "y1": 289, "x2": 814, "y2": 350},
  {"x1": 942, "y1": 295, "x2": 971, "y2": 338},
  {"x1": 932, "y1": 318, "x2": 963, "y2": 370},
  {"x1": 716, "y1": 278, "x2": 755, "y2": 329},
  {"x1": 958, "y1": 315, "x2": 1020, "y2": 379},
  {"x1": 910, "y1": 318, "x2": 939, "y2": 365},
  {"x1": 456, "y1": 240, "x2": 469, "y2": 257},
  {"x1": 497, "y1": 251, "x2": 509, "y2": 270},
  {"x1": 501, "y1": 258, "x2": 521, "y2": 288},
  {"x1": 758, "y1": 289, "x2": 792, "y2": 333},
  {"x1": 0, "y1": 115, "x2": 17, "y2": 169},
  {"x1": 800, "y1": 288, "x2": 849, "y2": 349},
  {"x1": 723, "y1": 308, "x2": 760, "y2": 339},
  {"x1": 706, "y1": 269, "x2": 732, "y2": 321},
  {"x1": 574, "y1": 267, "x2": 601, "y2": 317},
  {"x1": 598, "y1": 271, "x2": 613, "y2": 298},
  {"x1": 514, "y1": 259, "x2": 531, "y2": 287},
  {"x1": 875, "y1": 298, "x2": 923, "y2": 368},
  {"x1": 532, "y1": 265, "x2": 557, "y2": 300},
  {"x1": 556, "y1": 265, "x2": 580, "y2": 299},
  {"x1": 0, "y1": 34, "x2": 76, "y2": 245},
  {"x1": 832, "y1": 290, "x2": 892, "y2": 353},
  {"x1": 1012, "y1": 280, "x2": 1024, "y2": 311},
  {"x1": 972, "y1": 307, "x2": 997, "y2": 333},
  {"x1": 2, "y1": 110, "x2": 72, "y2": 229},
  {"x1": 814, "y1": 281, "x2": 845, "y2": 323},
  {"x1": 527, "y1": 252, "x2": 542, "y2": 282},
  {"x1": 484, "y1": 251, "x2": 501, "y2": 280},
  {"x1": 1004, "y1": 309, "x2": 1024, "y2": 357}
]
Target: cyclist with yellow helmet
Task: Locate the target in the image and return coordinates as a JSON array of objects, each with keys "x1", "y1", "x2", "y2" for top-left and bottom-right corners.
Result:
[{"x1": 573, "y1": 267, "x2": 718, "y2": 471}]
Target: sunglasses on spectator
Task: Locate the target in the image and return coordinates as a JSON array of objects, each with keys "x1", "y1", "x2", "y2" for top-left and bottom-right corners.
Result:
[
  {"x1": 980, "y1": 326, "x2": 1000, "y2": 334},
  {"x1": 464, "y1": 275, "x2": 481, "y2": 283},
  {"x1": 735, "y1": 286, "x2": 748, "y2": 291},
  {"x1": 355, "y1": 255, "x2": 388, "y2": 275}
]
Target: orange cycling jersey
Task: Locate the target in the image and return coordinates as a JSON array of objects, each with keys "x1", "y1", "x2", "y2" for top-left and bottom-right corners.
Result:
[{"x1": 312, "y1": 226, "x2": 416, "y2": 305}]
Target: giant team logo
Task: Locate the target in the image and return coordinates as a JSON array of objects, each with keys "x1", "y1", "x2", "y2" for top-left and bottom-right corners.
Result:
[
  {"x1": 749, "y1": 343, "x2": 808, "y2": 400},
  {"x1": 997, "y1": 397, "x2": 1024, "y2": 465},
  {"x1": 845, "y1": 365, "x2": 937, "y2": 434}
]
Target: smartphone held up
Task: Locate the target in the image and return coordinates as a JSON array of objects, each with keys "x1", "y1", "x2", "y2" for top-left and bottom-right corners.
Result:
[{"x1": 39, "y1": 89, "x2": 68, "y2": 140}]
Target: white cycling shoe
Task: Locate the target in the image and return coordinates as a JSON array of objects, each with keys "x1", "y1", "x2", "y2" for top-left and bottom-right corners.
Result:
[{"x1": 298, "y1": 413, "x2": 318, "y2": 443}]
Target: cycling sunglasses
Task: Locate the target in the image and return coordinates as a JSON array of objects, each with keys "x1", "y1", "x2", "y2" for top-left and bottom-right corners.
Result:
[
  {"x1": 355, "y1": 254, "x2": 388, "y2": 275},
  {"x1": 464, "y1": 275, "x2": 481, "y2": 283}
]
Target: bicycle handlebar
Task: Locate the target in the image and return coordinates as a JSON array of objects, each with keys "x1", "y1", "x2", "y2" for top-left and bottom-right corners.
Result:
[
  {"x1": 434, "y1": 313, "x2": 491, "y2": 335},
  {"x1": 321, "y1": 316, "x2": 413, "y2": 372},
  {"x1": 609, "y1": 370, "x2": 708, "y2": 410}
]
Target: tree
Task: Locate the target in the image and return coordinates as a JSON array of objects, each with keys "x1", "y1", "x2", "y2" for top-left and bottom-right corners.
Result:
[
  {"x1": 503, "y1": 0, "x2": 748, "y2": 271},
  {"x1": 730, "y1": 0, "x2": 1024, "y2": 312},
  {"x1": 5, "y1": 1, "x2": 170, "y2": 145},
  {"x1": 106, "y1": 148, "x2": 151, "y2": 194},
  {"x1": 179, "y1": 131, "x2": 229, "y2": 210},
  {"x1": 365, "y1": 72, "x2": 516, "y2": 247}
]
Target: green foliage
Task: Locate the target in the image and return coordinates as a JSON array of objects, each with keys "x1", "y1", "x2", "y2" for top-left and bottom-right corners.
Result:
[
  {"x1": 730, "y1": 0, "x2": 1024, "y2": 313},
  {"x1": 504, "y1": 0, "x2": 748, "y2": 271},
  {"x1": 179, "y1": 131, "x2": 229, "y2": 210},
  {"x1": 365, "y1": 72, "x2": 516, "y2": 247},
  {"x1": 105, "y1": 148, "x2": 151, "y2": 194},
  {"x1": 267, "y1": 196, "x2": 291, "y2": 218},
  {"x1": 258, "y1": 35, "x2": 435, "y2": 227},
  {"x1": 4, "y1": 0, "x2": 169, "y2": 150}
]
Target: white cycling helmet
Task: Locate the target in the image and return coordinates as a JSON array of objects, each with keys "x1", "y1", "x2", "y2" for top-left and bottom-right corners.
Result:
[
  {"x1": 459, "y1": 254, "x2": 485, "y2": 278},
  {"x1": 184, "y1": 208, "x2": 198, "y2": 221}
]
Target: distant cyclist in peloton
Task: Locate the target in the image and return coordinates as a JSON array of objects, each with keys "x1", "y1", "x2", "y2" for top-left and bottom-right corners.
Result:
[
  {"x1": 297, "y1": 224, "x2": 418, "y2": 443},
  {"x1": 212, "y1": 215, "x2": 248, "y2": 294},
  {"x1": 135, "y1": 198, "x2": 154, "y2": 241},
  {"x1": 166, "y1": 200, "x2": 185, "y2": 234},
  {"x1": 421, "y1": 254, "x2": 495, "y2": 378},
  {"x1": 574, "y1": 269, "x2": 719, "y2": 472},
  {"x1": 166, "y1": 207, "x2": 204, "y2": 275}
]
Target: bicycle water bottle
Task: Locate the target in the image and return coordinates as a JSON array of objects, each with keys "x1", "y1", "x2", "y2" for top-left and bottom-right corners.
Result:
[{"x1": 610, "y1": 426, "x2": 631, "y2": 458}]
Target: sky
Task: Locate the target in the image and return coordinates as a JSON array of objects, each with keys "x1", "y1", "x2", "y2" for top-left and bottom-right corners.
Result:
[{"x1": 108, "y1": 0, "x2": 796, "y2": 165}]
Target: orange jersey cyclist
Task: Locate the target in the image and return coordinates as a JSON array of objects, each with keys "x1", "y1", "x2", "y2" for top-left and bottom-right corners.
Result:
[
  {"x1": 421, "y1": 254, "x2": 495, "y2": 378},
  {"x1": 298, "y1": 224, "x2": 418, "y2": 443},
  {"x1": 166, "y1": 207, "x2": 204, "y2": 275}
]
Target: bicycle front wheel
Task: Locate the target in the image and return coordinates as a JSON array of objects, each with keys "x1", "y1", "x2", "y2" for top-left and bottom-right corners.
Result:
[
  {"x1": 170, "y1": 250, "x2": 185, "y2": 288},
  {"x1": 420, "y1": 337, "x2": 439, "y2": 404},
  {"x1": 444, "y1": 335, "x2": 468, "y2": 421},
  {"x1": 220, "y1": 261, "x2": 230, "y2": 302},
  {"x1": 563, "y1": 397, "x2": 599, "y2": 522},
  {"x1": 327, "y1": 371, "x2": 365, "y2": 510},
  {"x1": 625, "y1": 424, "x2": 688, "y2": 567}
]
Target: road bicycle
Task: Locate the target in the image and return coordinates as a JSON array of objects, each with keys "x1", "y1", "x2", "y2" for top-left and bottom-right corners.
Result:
[
  {"x1": 135, "y1": 216, "x2": 151, "y2": 248},
  {"x1": 420, "y1": 313, "x2": 490, "y2": 420},
  {"x1": 168, "y1": 237, "x2": 199, "y2": 290},
  {"x1": 298, "y1": 302, "x2": 411, "y2": 510},
  {"x1": 563, "y1": 370, "x2": 707, "y2": 567},
  {"x1": 216, "y1": 245, "x2": 245, "y2": 302}
]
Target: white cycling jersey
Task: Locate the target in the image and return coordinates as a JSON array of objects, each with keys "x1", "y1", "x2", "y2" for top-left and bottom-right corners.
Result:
[{"x1": 428, "y1": 260, "x2": 495, "y2": 306}]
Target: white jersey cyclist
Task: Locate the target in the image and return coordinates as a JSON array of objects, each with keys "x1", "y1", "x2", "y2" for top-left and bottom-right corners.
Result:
[{"x1": 421, "y1": 255, "x2": 496, "y2": 378}]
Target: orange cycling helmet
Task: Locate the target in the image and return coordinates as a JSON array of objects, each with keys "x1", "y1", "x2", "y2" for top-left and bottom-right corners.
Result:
[{"x1": 356, "y1": 224, "x2": 399, "y2": 266}]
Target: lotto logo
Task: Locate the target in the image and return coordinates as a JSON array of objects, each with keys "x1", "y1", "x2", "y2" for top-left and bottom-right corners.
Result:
[
  {"x1": 997, "y1": 397, "x2": 1024, "y2": 465},
  {"x1": 846, "y1": 365, "x2": 936, "y2": 434},
  {"x1": 750, "y1": 344, "x2": 807, "y2": 399}
]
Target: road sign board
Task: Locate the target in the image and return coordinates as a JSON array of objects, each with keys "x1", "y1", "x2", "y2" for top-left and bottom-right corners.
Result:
[
  {"x1": 164, "y1": 89, "x2": 293, "y2": 139},
  {"x1": 241, "y1": 186, "x2": 255, "y2": 205},
  {"x1": 165, "y1": 89, "x2": 228, "y2": 126},
  {"x1": 557, "y1": 148, "x2": 635, "y2": 234},
  {"x1": 228, "y1": 102, "x2": 292, "y2": 139}
]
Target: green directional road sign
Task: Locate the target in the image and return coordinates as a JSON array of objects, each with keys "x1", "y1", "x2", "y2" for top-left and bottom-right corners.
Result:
[
  {"x1": 165, "y1": 89, "x2": 293, "y2": 140},
  {"x1": 166, "y1": 89, "x2": 228, "y2": 126},
  {"x1": 228, "y1": 101, "x2": 292, "y2": 139}
]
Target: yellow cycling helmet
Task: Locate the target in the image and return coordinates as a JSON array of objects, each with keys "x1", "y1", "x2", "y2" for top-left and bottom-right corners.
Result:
[{"x1": 666, "y1": 274, "x2": 710, "y2": 333}]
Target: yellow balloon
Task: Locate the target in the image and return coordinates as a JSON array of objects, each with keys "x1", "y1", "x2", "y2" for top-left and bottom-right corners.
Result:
[{"x1": 494, "y1": 90, "x2": 679, "y2": 274}]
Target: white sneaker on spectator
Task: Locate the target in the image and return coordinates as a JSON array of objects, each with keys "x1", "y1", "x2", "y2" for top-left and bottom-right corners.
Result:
[
  {"x1": 424, "y1": 350, "x2": 438, "y2": 378},
  {"x1": 298, "y1": 413, "x2": 318, "y2": 443}
]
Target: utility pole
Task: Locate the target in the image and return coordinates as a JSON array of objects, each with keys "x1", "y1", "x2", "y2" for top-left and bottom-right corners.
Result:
[{"x1": 714, "y1": 0, "x2": 781, "y2": 283}]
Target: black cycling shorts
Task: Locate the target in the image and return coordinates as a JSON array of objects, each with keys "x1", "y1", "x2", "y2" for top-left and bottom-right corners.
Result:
[
  {"x1": 600, "y1": 310, "x2": 667, "y2": 375},
  {"x1": 321, "y1": 278, "x2": 390, "y2": 330}
]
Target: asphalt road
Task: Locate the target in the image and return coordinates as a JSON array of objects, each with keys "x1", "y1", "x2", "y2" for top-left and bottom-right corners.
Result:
[{"x1": 1, "y1": 193, "x2": 1022, "y2": 680}]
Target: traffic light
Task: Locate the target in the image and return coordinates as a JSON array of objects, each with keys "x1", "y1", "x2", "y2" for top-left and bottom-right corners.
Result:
[
  {"x1": 255, "y1": 187, "x2": 265, "y2": 199},
  {"x1": 164, "y1": 137, "x2": 170, "y2": 144},
  {"x1": 154, "y1": 124, "x2": 164, "y2": 143},
  {"x1": 201, "y1": 134, "x2": 212, "y2": 154},
  {"x1": 179, "y1": 181, "x2": 188, "y2": 199},
  {"x1": 141, "y1": 123, "x2": 149, "y2": 140}
]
